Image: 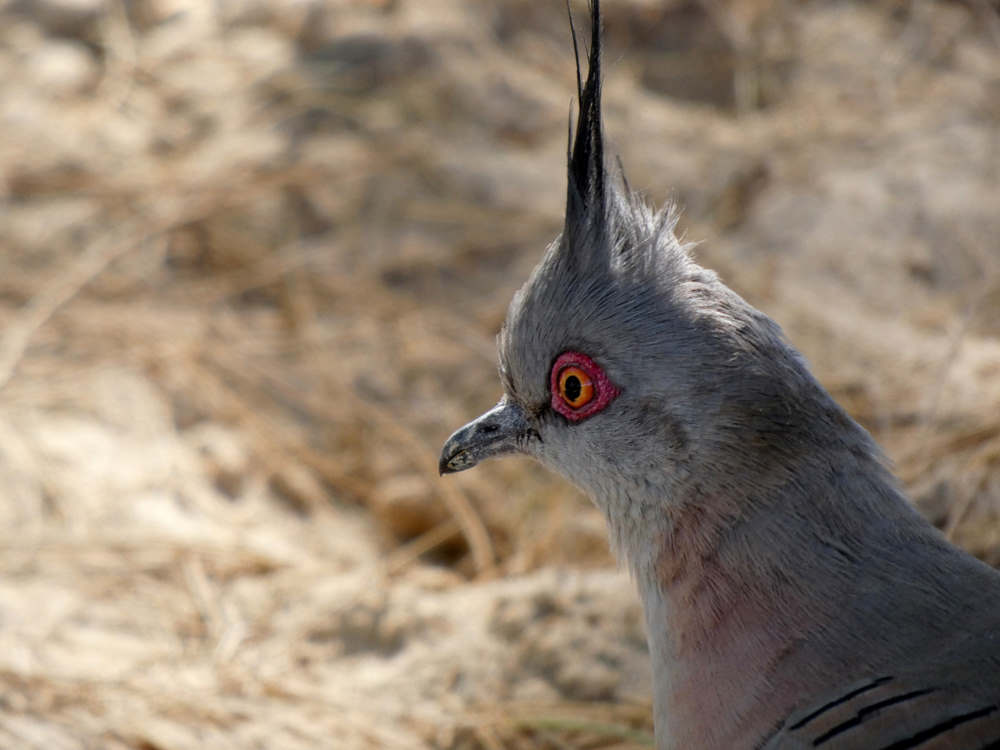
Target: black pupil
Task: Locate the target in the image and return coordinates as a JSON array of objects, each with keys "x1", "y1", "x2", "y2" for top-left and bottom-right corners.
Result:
[{"x1": 564, "y1": 374, "x2": 582, "y2": 402}]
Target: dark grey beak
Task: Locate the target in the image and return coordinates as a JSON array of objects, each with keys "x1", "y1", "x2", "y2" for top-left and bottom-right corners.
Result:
[{"x1": 439, "y1": 397, "x2": 532, "y2": 474}]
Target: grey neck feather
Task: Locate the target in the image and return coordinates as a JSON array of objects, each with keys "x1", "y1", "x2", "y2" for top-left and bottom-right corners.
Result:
[{"x1": 610, "y1": 376, "x2": 1000, "y2": 748}]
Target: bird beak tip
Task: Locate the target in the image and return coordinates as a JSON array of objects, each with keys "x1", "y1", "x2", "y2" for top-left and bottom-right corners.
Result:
[
  {"x1": 438, "y1": 398, "x2": 530, "y2": 477},
  {"x1": 438, "y1": 449, "x2": 474, "y2": 476}
]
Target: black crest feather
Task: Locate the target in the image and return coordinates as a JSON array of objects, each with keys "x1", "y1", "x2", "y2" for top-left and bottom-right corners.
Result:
[{"x1": 566, "y1": 0, "x2": 605, "y2": 233}]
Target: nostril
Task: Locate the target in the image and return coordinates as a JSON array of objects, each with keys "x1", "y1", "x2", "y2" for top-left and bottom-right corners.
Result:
[{"x1": 480, "y1": 422, "x2": 499, "y2": 434}]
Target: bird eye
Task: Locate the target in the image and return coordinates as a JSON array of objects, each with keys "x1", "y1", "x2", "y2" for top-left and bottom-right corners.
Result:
[
  {"x1": 558, "y1": 366, "x2": 594, "y2": 408},
  {"x1": 549, "y1": 351, "x2": 621, "y2": 422}
]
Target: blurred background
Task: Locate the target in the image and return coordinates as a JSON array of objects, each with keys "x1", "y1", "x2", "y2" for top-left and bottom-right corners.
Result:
[{"x1": 0, "y1": 0, "x2": 998, "y2": 747}]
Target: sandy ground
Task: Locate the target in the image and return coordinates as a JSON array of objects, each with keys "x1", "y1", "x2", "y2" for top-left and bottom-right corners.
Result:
[{"x1": 0, "y1": 0, "x2": 998, "y2": 748}]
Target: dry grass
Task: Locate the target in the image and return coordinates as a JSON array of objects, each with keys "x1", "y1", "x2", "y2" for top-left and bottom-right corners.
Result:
[{"x1": 0, "y1": 0, "x2": 998, "y2": 748}]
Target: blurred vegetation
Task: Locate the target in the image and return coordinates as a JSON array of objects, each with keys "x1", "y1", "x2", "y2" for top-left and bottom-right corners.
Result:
[{"x1": 0, "y1": 0, "x2": 998, "y2": 747}]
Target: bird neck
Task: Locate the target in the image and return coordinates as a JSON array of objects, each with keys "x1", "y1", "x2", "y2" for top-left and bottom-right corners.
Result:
[{"x1": 632, "y1": 442, "x2": 932, "y2": 749}]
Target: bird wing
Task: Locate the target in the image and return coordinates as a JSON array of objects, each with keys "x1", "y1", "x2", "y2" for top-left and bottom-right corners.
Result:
[{"x1": 763, "y1": 674, "x2": 1000, "y2": 750}]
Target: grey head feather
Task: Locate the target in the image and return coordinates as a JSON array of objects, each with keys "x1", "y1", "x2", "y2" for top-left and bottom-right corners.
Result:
[
  {"x1": 494, "y1": 2, "x2": 885, "y2": 567},
  {"x1": 565, "y1": 0, "x2": 605, "y2": 249}
]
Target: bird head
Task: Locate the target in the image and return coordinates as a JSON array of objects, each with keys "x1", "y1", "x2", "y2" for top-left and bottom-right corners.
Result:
[{"x1": 440, "y1": 1, "x2": 828, "y2": 551}]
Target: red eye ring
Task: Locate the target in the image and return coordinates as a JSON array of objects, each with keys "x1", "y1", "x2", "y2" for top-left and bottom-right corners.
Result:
[{"x1": 550, "y1": 351, "x2": 621, "y2": 422}]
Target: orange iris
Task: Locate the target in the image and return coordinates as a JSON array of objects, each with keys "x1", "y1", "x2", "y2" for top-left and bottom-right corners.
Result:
[{"x1": 558, "y1": 366, "x2": 595, "y2": 409}]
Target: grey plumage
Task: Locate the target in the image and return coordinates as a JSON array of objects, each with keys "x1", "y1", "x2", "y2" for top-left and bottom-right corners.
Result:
[{"x1": 439, "y1": 2, "x2": 1000, "y2": 748}]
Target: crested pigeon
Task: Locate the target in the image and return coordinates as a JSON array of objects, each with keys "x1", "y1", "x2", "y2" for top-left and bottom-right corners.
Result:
[{"x1": 439, "y1": 2, "x2": 1000, "y2": 748}]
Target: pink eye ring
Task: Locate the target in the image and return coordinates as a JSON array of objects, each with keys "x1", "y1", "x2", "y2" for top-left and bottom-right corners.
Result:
[{"x1": 550, "y1": 351, "x2": 621, "y2": 421}]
